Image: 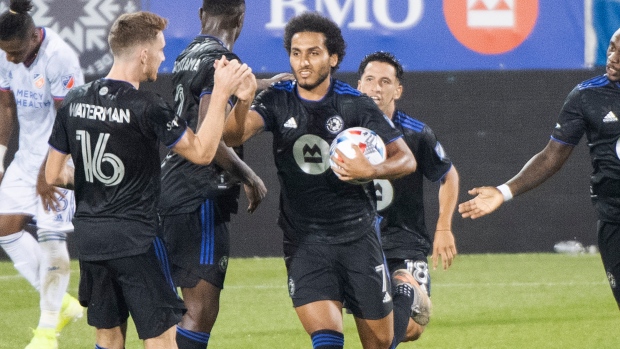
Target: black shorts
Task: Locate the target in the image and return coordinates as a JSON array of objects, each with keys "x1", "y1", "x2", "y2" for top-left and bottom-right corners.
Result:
[
  {"x1": 387, "y1": 257, "x2": 432, "y2": 297},
  {"x1": 284, "y1": 231, "x2": 392, "y2": 320},
  {"x1": 160, "y1": 199, "x2": 230, "y2": 289},
  {"x1": 78, "y1": 238, "x2": 185, "y2": 339},
  {"x1": 597, "y1": 220, "x2": 620, "y2": 304}
]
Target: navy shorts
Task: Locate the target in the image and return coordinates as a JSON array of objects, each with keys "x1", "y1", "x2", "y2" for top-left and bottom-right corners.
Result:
[
  {"x1": 284, "y1": 231, "x2": 392, "y2": 320},
  {"x1": 598, "y1": 220, "x2": 620, "y2": 305},
  {"x1": 78, "y1": 238, "x2": 185, "y2": 339},
  {"x1": 160, "y1": 199, "x2": 230, "y2": 289}
]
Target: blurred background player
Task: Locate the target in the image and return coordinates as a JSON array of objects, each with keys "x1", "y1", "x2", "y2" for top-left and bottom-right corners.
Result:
[
  {"x1": 158, "y1": 1, "x2": 289, "y2": 348},
  {"x1": 357, "y1": 51, "x2": 459, "y2": 340},
  {"x1": 223, "y1": 12, "x2": 421, "y2": 349},
  {"x1": 45, "y1": 11, "x2": 253, "y2": 349},
  {"x1": 0, "y1": 0, "x2": 83, "y2": 347},
  {"x1": 459, "y1": 27, "x2": 620, "y2": 311}
]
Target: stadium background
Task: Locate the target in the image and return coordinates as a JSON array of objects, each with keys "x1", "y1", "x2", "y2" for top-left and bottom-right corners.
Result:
[{"x1": 0, "y1": 0, "x2": 618, "y2": 257}]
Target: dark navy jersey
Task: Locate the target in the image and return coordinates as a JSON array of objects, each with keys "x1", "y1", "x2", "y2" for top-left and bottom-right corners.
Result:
[
  {"x1": 253, "y1": 79, "x2": 403, "y2": 244},
  {"x1": 375, "y1": 111, "x2": 452, "y2": 259},
  {"x1": 48, "y1": 79, "x2": 187, "y2": 261},
  {"x1": 551, "y1": 75, "x2": 620, "y2": 222},
  {"x1": 159, "y1": 35, "x2": 240, "y2": 216}
]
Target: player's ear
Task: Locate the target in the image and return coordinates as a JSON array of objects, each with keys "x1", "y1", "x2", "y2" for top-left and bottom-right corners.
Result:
[
  {"x1": 329, "y1": 54, "x2": 338, "y2": 68},
  {"x1": 357, "y1": 80, "x2": 362, "y2": 90},
  {"x1": 394, "y1": 83, "x2": 403, "y2": 100},
  {"x1": 140, "y1": 48, "x2": 148, "y2": 65}
]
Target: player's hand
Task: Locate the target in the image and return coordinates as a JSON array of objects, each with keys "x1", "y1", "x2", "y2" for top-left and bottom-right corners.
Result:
[
  {"x1": 36, "y1": 169, "x2": 63, "y2": 212},
  {"x1": 432, "y1": 229, "x2": 457, "y2": 270},
  {"x1": 235, "y1": 72, "x2": 257, "y2": 102},
  {"x1": 458, "y1": 186, "x2": 504, "y2": 219},
  {"x1": 330, "y1": 145, "x2": 375, "y2": 183},
  {"x1": 213, "y1": 56, "x2": 253, "y2": 96},
  {"x1": 257, "y1": 73, "x2": 295, "y2": 90},
  {"x1": 243, "y1": 175, "x2": 267, "y2": 213}
]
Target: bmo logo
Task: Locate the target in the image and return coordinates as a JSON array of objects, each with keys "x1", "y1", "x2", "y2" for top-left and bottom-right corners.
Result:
[{"x1": 266, "y1": 0, "x2": 424, "y2": 30}]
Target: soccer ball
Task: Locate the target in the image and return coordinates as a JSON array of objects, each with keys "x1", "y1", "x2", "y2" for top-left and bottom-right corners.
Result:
[{"x1": 329, "y1": 127, "x2": 387, "y2": 184}]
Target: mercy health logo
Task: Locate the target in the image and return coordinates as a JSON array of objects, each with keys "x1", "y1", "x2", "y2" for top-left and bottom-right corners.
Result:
[
  {"x1": 444, "y1": 0, "x2": 538, "y2": 54},
  {"x1": 266, "y1": 0, "x2": 424, "y2": 30},
  {"x1": 0, "y1": 0, "x2": 139, "y2": 75}
]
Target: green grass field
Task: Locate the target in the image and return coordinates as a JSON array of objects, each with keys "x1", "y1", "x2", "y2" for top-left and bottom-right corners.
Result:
[{"x1": 1, "y1": 253, "x2": 618, "y2": 348}]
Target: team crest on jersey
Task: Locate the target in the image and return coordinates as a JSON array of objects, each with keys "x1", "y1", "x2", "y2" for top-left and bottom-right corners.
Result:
[
  {"x1": 373, "y1": 179, "x2": 394, "y2": 211},
  {"x1": 33, "y1": 74, "x2": 45, "y2": 89},
  {"x1": 99, "y1": 87, "x2": 109, "y2": 96},
  {"x1": 292, "y1": 134, "x2": 331, "y2": 175},
  {"x1": 325, "y1": 115, "x2": 344, "y2": 134},
  {"x1": 62, "y1": 74, "x2": 75, "y2": 90}
]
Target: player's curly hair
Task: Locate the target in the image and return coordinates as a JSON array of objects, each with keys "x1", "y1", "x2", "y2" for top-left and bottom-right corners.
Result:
[
  {"x1": 0, "y1": 0, "x2": 35, "y2": 41},
  {"x1": 108, "y1": 11, "x2": 168, "y2": 56},
  {"x1": 284, "y1": 12, "x2": 346, "y2": 72},
  {"x1": 358, "y1": 51, "x2": 405, "y2": 83}
]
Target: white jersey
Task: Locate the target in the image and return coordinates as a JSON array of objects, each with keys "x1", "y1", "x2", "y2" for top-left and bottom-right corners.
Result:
[{"x1": 0, "y1": 28, "x2": 83, "y2": 174}]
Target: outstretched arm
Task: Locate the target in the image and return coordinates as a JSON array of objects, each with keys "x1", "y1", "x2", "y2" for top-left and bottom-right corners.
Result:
[
  {"x1": 433, "y1": 165, "x2": 459, "y2": 270},
  {"x1": 458, "y1": 140, "x2": 574, "y2": 219},
  {"x1": 257, "y1": 72, "x2": 294, "y2": 90}
]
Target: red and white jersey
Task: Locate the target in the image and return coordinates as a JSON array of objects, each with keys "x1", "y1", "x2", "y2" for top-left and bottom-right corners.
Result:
[{"x1": 0, "y1": 28, "x2": 83, "y2": 174}]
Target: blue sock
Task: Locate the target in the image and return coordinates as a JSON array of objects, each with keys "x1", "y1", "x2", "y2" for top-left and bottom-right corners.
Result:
[
  {"x1": 177, "y1": 326, "x2": 210, "y2": 349},
  {"x1": 311, "y1": 329, "x2": 344, "y2": 349},
  {"x1": 95, "y1": 345, "x2": 108, "y2": 349}
]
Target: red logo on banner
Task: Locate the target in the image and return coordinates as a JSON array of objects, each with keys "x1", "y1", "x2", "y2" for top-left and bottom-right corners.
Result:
[{"x1": 444, "y1": 0, "x2": 539, "y2": 55}]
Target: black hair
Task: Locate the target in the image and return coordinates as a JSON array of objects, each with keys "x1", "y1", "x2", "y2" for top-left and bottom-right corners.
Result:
[
  {"x1": 358, "y1": 51, "x2": 404, "y2": 82},
  {"x1": 202, "y1": 0, "x2": 245, "y2": 16},
  {"x1": 0, "y1": 0, "x2": 35, "y2": 41},
  {"x1": 283, "y1": 12, "x2": 346, "y2": 72}
]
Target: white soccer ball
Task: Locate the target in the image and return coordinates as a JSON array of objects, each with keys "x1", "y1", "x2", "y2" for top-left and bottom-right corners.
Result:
[{"x1": 329, "y1": 127, "x2": 387, "y2": 184}]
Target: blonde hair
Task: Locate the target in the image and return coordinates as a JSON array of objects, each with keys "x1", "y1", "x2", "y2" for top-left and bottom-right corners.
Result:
[{"x1": 108, "y1": 11, "x2": 168, "y2": 56}]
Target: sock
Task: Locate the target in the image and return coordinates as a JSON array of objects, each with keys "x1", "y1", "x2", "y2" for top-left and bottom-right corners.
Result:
[
  {"x1": 311, "y1": 330, "x2": 344, "y2": 349},
  {"x1": 0, "y1": 230, "x2": 41, "y2": 290},
  {"x1": 95, "y1": 345, "x2": 108, "y2": 349},
  {"x1": 390, "y1": 283, "x2": 415, "y2": 348},
  {"x1": 177, "y1": 326, "x2": 210, "y2": 349},
  {"x1": 37, "y1": 230, "x2": 70, "y2": 329}
]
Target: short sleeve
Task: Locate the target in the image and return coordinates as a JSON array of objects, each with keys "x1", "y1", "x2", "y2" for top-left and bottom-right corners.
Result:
[
  {"x1": 144, "y1": 93, "x2": 188, "y2": 147},
  {"x1": 251, "y1": 88, "x2": 279, "y2": 132},
  {"x1": 416, "y1": 125, "x2": 453, "y2": 182},
  {"x1": 550, "y1": 87, "x2": 586, "y2": 146},
  {"x1": 46, "y1": 49, "x2": 84, "y2": 100},
  {"x1": 0, "y1": 59, "x2": 11, "y2": 90}
]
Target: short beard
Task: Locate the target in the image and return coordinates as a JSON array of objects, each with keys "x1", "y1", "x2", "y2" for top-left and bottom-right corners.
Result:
[{"x1": 296, "y1": 69, "x2": 330, "y2": 92}]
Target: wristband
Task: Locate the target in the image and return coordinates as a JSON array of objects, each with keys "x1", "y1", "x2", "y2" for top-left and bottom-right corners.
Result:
[
  {"x1": 496, "y1": 184, "x2": 513, "y2": 202},
  {"x1": 0, "y1": 144, "x2": 7, "y2": 173}
]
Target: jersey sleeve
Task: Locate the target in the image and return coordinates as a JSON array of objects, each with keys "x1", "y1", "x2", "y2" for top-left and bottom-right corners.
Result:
[
  {"x1": 48, "y1": 103, "x2": 71, "y2": 154},
  {"x1": 251, "y1": 88, "x2": 279, "y2": 132},
  {"x1": 144, "y1": 92, "x2": 188, "y2": 148},
  {"x1": 356, "y1": 95, "x2": 403, "y2": 144},
  {"x1": 415, "y1": 125, "x2": 453, "y2": 182},
  {"x1": 45, "y1": 48, "x2": 84, "y2": 100},
  {"x1": 550, "y1": 86, "x2": 585, "y2": 146}
]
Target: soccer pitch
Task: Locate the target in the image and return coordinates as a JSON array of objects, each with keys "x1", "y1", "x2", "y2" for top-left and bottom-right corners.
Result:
[{"x1": 1, "y1": 253, "x2": 618, "y2": 348}]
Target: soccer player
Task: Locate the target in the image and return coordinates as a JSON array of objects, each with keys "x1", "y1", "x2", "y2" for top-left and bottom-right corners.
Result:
[
  {"x1": 357, "y1": 51, "x2": 459, "y2": 340},
  {"x1": 158, "y1": 1, "x2": 285, "y2": 348},
  {"x1": 44, "y1": 11, "x2": 253, "y2": 349},
  {"x1": 224, "y1": 12, "x2": 421, "y2": 349},
  {"x1": 0, "y1": 0, "x2": 83, "y2": 347},
  {"x1": 458, "y1": 27, "x2": 620, "y2": 311}
]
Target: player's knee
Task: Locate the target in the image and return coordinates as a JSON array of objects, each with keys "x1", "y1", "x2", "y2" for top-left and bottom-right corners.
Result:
[{"x1": 403, "y1": 320, "x2": 425, "y2": 342}]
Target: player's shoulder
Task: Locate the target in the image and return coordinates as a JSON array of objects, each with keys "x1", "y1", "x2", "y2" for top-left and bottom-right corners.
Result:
[
  {"x1": 393, "y1": 110, "x2": 426, "y2": 133},
  {"x1": 576, "y1": 74, "x2": 612, "y2": 91},
  {"x1": 40, "y1": 28, "x2": 79, "y2": 61},
  {"x1": 332, "y1": 79, "x2": 362, "y2": 98}
]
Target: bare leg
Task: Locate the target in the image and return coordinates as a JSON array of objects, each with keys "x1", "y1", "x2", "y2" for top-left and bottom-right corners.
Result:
[
  {"x1": 96, "y1": 323, "x2": 128, "y2": 349},
  {"x1": 144, "y1": 325, "x2": 178, "y2": 349},
  {"x1": 354, "y1": 313, "x2": 394, "y2": 349}
]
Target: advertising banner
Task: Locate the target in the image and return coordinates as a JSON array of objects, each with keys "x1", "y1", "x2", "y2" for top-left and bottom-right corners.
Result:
[{"x1": 0, "y1": 0, "x2": 590, "y2": 73}]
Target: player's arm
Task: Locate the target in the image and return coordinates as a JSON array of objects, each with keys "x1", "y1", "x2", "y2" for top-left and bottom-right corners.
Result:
[
  {"x1": 332, "y1": 137, "x2": 416, "y2": 182},
  {"x1": 44, "y1": 148, "x2": 73, "y2": 188},
  {"x1": 459, "y1": 140, "x2": 574, "y2": 219},
  {"x1": 0, "y1": 89, "x2": 17, "y2": 181},
  {"x1": 213, "y1": 141, "x2": 267, "y2": 213},
  {"x1": 257, "y1": 72, "x2": 294, "y2": 90},
  {"x1": 223, "y1": 74, "x2": 264, "y2": 147},
  {"x1": 433, "y1": 165, "x2": 459, "y2": 270},
  {"x1": 173, "y1": 58, "x2": 251, "y2": 164}
]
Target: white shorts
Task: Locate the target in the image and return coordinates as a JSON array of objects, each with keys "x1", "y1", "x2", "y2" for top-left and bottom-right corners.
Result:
[{"x1": 0, "y1": 162, "x2": 74, "y2": 232}]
